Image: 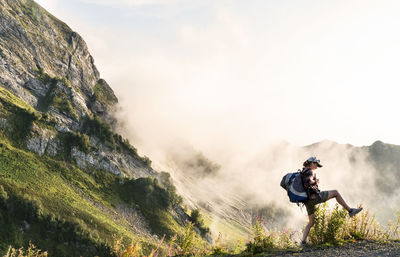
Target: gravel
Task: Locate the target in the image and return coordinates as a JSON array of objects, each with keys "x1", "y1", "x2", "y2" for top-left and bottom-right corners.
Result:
[{"x1": 263, "y1": 240, "x2": 400, "y2": 257}]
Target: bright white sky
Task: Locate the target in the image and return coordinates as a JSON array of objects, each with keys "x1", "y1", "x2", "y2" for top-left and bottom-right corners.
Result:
[{"x1": 36, "y1": 0, "x2": 400, "y2": 152}]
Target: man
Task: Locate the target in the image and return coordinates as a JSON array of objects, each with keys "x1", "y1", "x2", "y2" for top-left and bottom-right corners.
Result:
[{"x1": 300, "y1": 156, "x2": 363, "y2": 246}]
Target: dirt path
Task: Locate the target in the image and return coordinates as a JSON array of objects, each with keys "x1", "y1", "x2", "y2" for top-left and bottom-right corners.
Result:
[{"x1": 264, "y1": 240, "x2": 400, "y2": 257}]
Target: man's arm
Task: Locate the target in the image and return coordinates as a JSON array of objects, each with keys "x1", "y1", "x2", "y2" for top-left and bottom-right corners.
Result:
[{"x1": 309, "y1": 171, "x2": 318, "y2": 186}]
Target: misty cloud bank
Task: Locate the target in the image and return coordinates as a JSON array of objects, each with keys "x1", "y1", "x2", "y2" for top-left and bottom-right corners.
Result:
[{"x1": 119, "y1": 136, "x2": 399, "y2": 241}]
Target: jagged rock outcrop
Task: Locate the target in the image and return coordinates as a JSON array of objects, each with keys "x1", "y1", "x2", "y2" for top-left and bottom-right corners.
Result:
[
  {"x1": 0, "y1": 0, "x2": 99, "y2": 108},
  {"x1": 0, "y1": 0, "x2": 154, "y2": 179},
  {"x1": 26, "y1": 123, "x2": 60, "y2": 156}
]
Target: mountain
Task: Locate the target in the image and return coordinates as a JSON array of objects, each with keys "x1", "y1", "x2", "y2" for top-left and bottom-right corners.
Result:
[
  {"x1": 0, "y1": 1, "x2": 201, "y2": 256},
  {"x1": 2, "y1": 0, "x2": 400, "y2": 256},
  {"x1": 0, "y1": 0, "x2": 155, "y2": 178}
]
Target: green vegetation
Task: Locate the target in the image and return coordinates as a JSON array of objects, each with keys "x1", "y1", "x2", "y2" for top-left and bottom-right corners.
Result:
[
  {"x1": 243, "y1": 216, "x2": 297, "y2": 255},
  {"x1": 169, "y1": 221, "x2": 209, "y2": 256},
  {"x1": 0, "y1": 86, "x2": 187, "y2": 254},
  {"x1": 8, "y1": 108, "x2": 39, "y2": 145},
  {"x1": 50, "y1": 92, "x2": 77, "y2": 119},
  {"x1": 110, "y1": 221, "x2": 210, "y2": 257},
  {"x1": 93, "y1": 79, "x2": 118, "y2": 106},
  {"x1": 189, "y1": 209, "x2": 210, "y2": 237},
  {"x1": 117, "y1": 176, "x2": 183, "y2": 238},
  {"x1": 0, "y1": 138, "x2": 187, "y2": 256},
  {"x1": 0, "y1": 86, "x2": 36, "y2": 113},
  {"x1": 0, "y1": 86, "x2": 45, "y2": 146},
  {"x1": 3, "y1": 242, "x2": 47, "y2": 257},
  {"x1": 20, "y1": 0, "x2": 43, "y2": 23},
  {"x1": 60, "y1": 131, "x2": 91, "y2": 155},
  {"x1": 82, "y1": 115, "x2": 115, "y2": 147},
  {"x1": 158, "y1": 172, "x2": 183, "y2": 208},
  {"x1": 82, "y1": 115, "x2": 152, "y2": 167},
  {"x1": 309, "y1": 203, "x2": 400, "y2": 244},
  {"x1": 0, "y1": 185, "x2": 110, "y2": 256},
  {"x1": 35, "y1": 70, "x2": 78, "y2": 120}
]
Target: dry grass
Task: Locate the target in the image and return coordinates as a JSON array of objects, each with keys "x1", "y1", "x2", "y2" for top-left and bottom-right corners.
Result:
[{"x1": 3, "y1": 243, "x2": 47, "y2": 257}]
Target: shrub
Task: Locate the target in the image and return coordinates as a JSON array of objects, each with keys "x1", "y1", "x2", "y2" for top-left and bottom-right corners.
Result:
[
  {"x1": 168, "y1": 221, "x2": 208, "y2": 256},
  {"x1": 36, "y1": 71, "x2": 75, "y2": 117},
  {"x1": 35, "y1": 68, "x2": 53, "y2": 85},
  {"x1": 244, "y1": 216, "x2": 297, "y2": 254},
  {"x1": 120, "y1": 176, "x2": 183, "y2": 212},
  {"x1": 245, "y1": 216, "x2": 277, "y2": 254},
  {"x1": 65, "y1": 132, "x2": 90, "y2": 154},
  {"x1": 117, "y1": 177, "x2": 184, "y2": 237},
  {"x1": 210, "y1": 233, "x2": 229, "y2": 256},
  {"x1": 51, "y1": 92, "x2": 78, "y2": 119},
  {"x1": 118, "y1": 138, "x2": 138, "y2": 156},
  {"x1": 158, "y1": 172, "x2": 183, "y2": 208},
  {"x1": 387, "y1": 211, "x2": 400, "y2": 240},
  {"x1": 93, "y1": 79, "x2": 118, "y2": 106},
  {"x1": 342, "y1": 208, "x2": 387, "y2": 241},
  {"x1": 309, "y1": 203, "x2": 348, "y2": 244},
  {"x1": 9, "y1": 108, "x2": 39, "y2": 145},
  {"x1": 308, "y1": 204, "x2": 395, "y2": 245},
  {"x1": 82, "y1": 116, "x2": 115, "y2": 148},
  {"x1": 142, "y1": 156, "x2": 152, "y2": 167},
  {"x1": 111, "y1": 235, "x2": 142, "y2": 257},
  {"x1": 189, "y1": 209, "x2": 210, "y2": 237}
]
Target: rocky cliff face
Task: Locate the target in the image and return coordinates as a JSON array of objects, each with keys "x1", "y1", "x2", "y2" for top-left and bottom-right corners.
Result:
[
  {"x1": 0, "y1": 0, "x2": 155, "y2": 178},
  {"x1": 0, "y1": 0, "x2": 99, "y2": 108}
]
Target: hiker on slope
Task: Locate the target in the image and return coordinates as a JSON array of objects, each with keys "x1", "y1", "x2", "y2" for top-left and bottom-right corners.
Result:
[{"x1": 300, "y1": 157, "x2": 363, "y2": 246}]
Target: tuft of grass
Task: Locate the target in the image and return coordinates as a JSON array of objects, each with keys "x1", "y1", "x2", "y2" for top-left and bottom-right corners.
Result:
[
  {"x1": 82, "y1": 115, "x2": 116, "y2": 148},
  {"x1": 387, "y1": 211, "x2": 400, "y2": 240},
  {"x1": 0, "y1": 86, "x2": 36, "y2": 113},
  {"x1": 167, "y1": 221, "x2": 210, "y2": 256},
  {"x1": 189, "y1": 209, "x2": 210, "y2": 237},
  {"x1": 244, "y1": 216, "x2": 297, "y2": 255},
  {"x1": 309, "y1": 203, "x2": 348, "y2": 244},
  {"x1": 111, "y1": 221, "x2": 210, "y2": 257},
  {"x1": 210, "y1": 233, "x2": 229, "y2": 256},
  {"x1": 3, "y1": 242, "x2": 47, "y2": 257},
  {"x1": 35, "y1": 70, "x2": 78, "y2": 119},
  {"x1": 309, "y1": 203, "x2": 400, "y2": 245},
  {"x1": 93, "y1": 79, "x2": 118, "y2": 106}
]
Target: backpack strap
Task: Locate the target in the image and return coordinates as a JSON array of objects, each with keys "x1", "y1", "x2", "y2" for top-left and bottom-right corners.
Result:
[{"x1": 300, "y1": 167, "x2": 311, "y2": 175}]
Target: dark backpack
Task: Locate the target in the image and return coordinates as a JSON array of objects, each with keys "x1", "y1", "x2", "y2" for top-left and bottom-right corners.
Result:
[{"x1": 280, "y1": 170, "x2": 308, "y2": 203}]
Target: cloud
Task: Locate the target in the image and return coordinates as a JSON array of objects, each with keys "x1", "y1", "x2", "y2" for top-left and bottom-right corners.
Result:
[
  {"x1": 78, "y1": 0, "x2": 183, "y2": 6},
  {"x1": 152, "y1": 137, "x2": 396, "y2": 243}
]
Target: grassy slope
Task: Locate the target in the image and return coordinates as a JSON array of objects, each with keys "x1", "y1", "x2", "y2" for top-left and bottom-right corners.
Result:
[{"x1": 0, "y1": 86, "x2": 186, "y2": 256}]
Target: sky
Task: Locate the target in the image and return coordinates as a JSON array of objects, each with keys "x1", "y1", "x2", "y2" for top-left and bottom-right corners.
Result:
[{"x1": 35, "y1": 0, "x2": 400, "y2": 154}]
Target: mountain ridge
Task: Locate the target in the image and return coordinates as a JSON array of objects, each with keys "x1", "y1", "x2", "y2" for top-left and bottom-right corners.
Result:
[
  {"x1": 1, "y1": 0, "x2": 400, "y2": 256},
  {"x1": 0, "y1": 1, "x2": 204, "y2": 255}
]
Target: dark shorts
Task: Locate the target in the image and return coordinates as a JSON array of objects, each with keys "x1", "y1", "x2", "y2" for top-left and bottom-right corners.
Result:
[{"x1": 304, "y1": 191, "x2": 329, "y2": 215}]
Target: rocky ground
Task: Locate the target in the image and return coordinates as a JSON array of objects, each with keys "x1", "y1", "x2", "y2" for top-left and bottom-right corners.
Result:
[{"x1": 263, "y1": 240, "x2": 400, "y2": 257}]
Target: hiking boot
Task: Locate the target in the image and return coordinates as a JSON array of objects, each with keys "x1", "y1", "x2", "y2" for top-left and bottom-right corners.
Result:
[
  {"x1": 300, "y1": 240, "x2": 308, "y2": 247},
  {"x1": 349, "y1": 207, "x2": 363, "y2": 217}
]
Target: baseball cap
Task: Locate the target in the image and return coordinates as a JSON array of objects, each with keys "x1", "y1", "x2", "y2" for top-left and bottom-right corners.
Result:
[{"x1": 306, "y1": 156, "x2": 323, "y2": 167}]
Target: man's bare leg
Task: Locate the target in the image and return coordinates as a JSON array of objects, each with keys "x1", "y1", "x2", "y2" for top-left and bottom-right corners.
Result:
[
  {"x1": 327, "y1": 190, "x2": 351, "y2": 211},
  {"x1": 301, "y1": 214, "x2": 315, "y2": 243}
]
